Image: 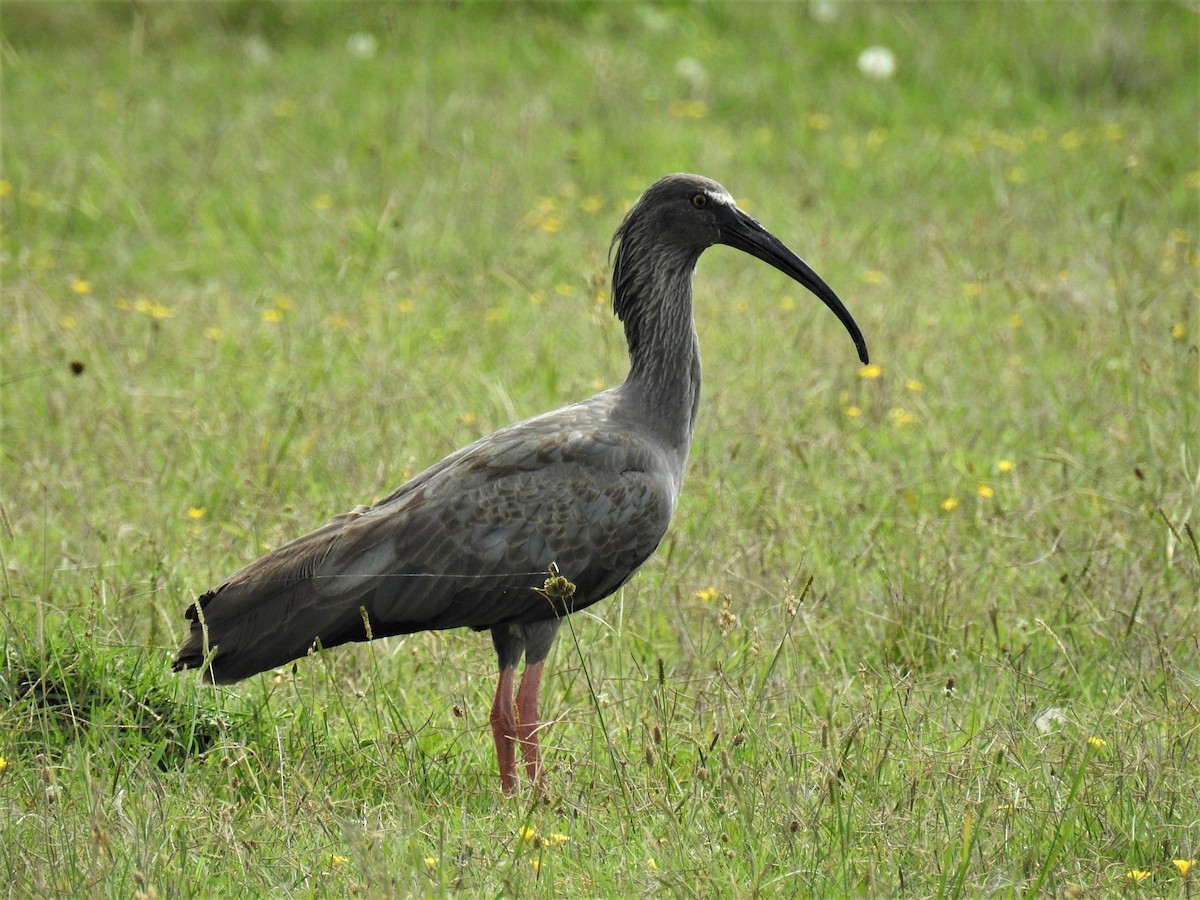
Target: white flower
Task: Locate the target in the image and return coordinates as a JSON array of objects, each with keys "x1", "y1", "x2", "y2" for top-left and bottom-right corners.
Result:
[
  {"x1": 243, "y1": 36, "x2": 273, "y2": 67},
  {"x1": 674, "y1": 57, "x2": 709, "y2": 91},
  {"x1": 1034, "y1": 706, "x2": 1068, "y2": 734},
  {"x1": 346, "y1": 33, "x2": 378, "y2": 60},
  {"x1": 810, "y1": 1, "x2": 841, "y2": 23},
  {"x1": 857, "y1": 46, "x2": 896, "y2": 81}
]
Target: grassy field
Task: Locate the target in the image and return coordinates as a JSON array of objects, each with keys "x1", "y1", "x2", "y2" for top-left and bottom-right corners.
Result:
[{"x1": 2, "y1": 2, "x2": 1197, "y2": 896}]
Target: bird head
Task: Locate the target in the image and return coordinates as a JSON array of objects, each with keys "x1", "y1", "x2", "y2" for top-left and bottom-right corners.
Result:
[{"x1": 614, "y1": 174, "x2": 869, "y2": 364}]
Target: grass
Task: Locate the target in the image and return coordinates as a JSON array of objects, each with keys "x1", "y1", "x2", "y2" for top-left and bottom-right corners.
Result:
[{"x1": 2, "y1": 1, "x2": 1197, "y2": 896}]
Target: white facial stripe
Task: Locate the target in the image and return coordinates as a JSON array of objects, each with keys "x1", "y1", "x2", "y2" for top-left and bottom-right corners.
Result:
[{"x1": 706, "y1": 189, "x2": 736, "y2": 207}]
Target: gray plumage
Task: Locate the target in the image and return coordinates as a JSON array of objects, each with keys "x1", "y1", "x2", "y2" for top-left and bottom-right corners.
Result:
[{"x1": 174, "y1": 173, "x2": 868, "y2": 793}]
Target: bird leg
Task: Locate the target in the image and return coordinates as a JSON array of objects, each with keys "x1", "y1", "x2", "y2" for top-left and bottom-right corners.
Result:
[
  {"x1": 489, "y1": 666, "x2": 519, "y2": 794},
  {"x1": 490, "y1": 620, "x2": 558, "y2": 796},
  {"x1": 514, "y1": 661, "x2": 547, "y2": 792}
]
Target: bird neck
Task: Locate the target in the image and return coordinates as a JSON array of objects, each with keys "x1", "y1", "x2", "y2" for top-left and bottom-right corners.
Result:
[{"x1": 611, "y1": 241, "x2": 704, "y2": 450}]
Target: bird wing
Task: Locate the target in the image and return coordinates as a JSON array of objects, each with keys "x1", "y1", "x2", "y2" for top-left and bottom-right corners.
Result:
[{"x1": 174, "y1": 408, "x2": 674, "y2": 682}]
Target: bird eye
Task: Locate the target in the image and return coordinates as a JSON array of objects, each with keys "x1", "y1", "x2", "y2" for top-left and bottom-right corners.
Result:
[{"x1": 692, "y1": 194, "x2": 707, "y2": 209}]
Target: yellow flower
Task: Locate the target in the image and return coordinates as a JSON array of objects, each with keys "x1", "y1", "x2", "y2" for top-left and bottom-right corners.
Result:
[
  {"x1": 273, "y1": 99, "x2": 297, "y2": 118},
  {"x1": 977, "y1": 484, "x2": 994, "y2": 499},
  {"x1": 262, "y1": 308, "x2": 284, "y2": 323},
  {"x1": 997, "y1": 459, "x2": 1015, "y2": 474},
  {"x1": 861, "y1": 269, "x2": 886, "y2": 285},
  {"x1": 941, "y1": 497, "x2": 959, "y2": 512},
  {"x1": 1058, "y1": 130, "x2": 1083, "y2": 150},
  {"x1": 0, "y1": 180, "x2": 11, "y2": 197},
  {"x1": 518, "y1": 825, "x2": 537, "y2": 842},
  {"x1": 115, "y1": 297, "x2": 132, "y2": 311},
  {"x1": 531, "y1": 859, "x2": 540, "y2": 873},
  {"x1": 187, "y1": 507, "x2": 207, "y2": 520},
  {"x1": 695, "y1": 587, "x2": 721, "y2": 603},
  {"x1": 989, "y1": 130, "x2": 1025, "y2": 154},
  {"x1": 858, "y1": 363, "x2": 882, "y2": 379},
  {"x1": 59, "y1": 315, "x2": 78, "y2": 329},
  {"x1": 396, "y1": 298, "x2": 415, "y2": 313},
  {"x1": 203, "y1": 327, "x2": 223, "y2": 341},
  {"x1": 1186, "y1": 171, "x2": 1200, "y2": 190},
  {"x1": 329, "y1": 854, "x2": 348, "y2": 867},
  {"x1": 844, "y1": 406, "x2": 862, "y2": 418},
  {"x1": 888, "y1": 407, "x2": 915, "y2": 428},
  {"x1": 1171, "y1": 323, "x2": 1187, "y2": 340},
  {"x1": 807, "y1": 112, "x2": 831, "y2": 131},
  {"x1": 312, "y1": 193, "x2": 333, "y2": 211},
  {"x1": 0, "y1": 756, "x2": 7, "y2": 772},
  {"x1": 1007, "y1": 313, "x2": 1023, "y2": 329},
  {"x1": 962, "y1": 282, "x2": 985, "y2": 298},
  {"x1": 580, "y1": 195, "x2": 604, "y2": 213},
  {"x1": 667, "y1": 99, "x2": 708, "y2": 119},
  {"x1": 1102, "y1": 122, "x2": 1124, "y2": 142},
  {"x1": 546, "y1": 833, "x2": 569, "y2": 846},
  {"x1": 423, "y1": 857, "x2": 437, "y2": 869},
  {"x1": 1174, "y1": 859, "x2": 1195, "y2": 877},
  {"x1": 647, "y1": 858, "x2": 658, "y2": 871},
  {"x1": 1125, "y1": 869, "x2": 1151, "y2": 883},
  {"x1": 904, "y1": 379, "x2": 923, "y2": 392},
  {"x1": 72, "y1": 279, "x2": 92, "y2": 294},
  {"x1": 1087, "y1": 736, "x2": 1106, "y2": 750},
  {"x1": 134, "y1": 298, "x2": 173, "y2": 319}
]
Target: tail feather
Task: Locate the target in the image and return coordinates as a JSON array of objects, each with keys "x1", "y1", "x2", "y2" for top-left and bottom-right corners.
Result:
[
  {"x1": 172, "y1": 575, "x2": 379, "y2": 682},
  {"x1": 172, "y1": 519, "x2": 380, "y2": 682}
]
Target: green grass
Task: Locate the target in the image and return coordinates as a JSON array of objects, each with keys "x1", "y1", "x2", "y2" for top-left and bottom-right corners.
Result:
[{"x1": 2, "y1": 2, "x2": 1197, "y2": 896}]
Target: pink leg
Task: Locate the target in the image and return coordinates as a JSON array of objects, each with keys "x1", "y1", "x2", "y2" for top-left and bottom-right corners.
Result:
[
  {"x1": 515, "y1": 661, "x2": 547, "y2": 792},
  {"x1": 489, "y1": 667, "x2": 518, "y2": 794}
]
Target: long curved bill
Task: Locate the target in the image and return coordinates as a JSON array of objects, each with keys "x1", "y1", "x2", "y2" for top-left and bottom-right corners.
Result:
[{"x1": 720, "y1": 210, "x2": 869, "y2": 364}]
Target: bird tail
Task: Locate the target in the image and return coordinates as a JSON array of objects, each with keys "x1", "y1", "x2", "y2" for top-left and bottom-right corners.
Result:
[
  {"x1": 173, "y1": 585, "x2": 252, "y2": 684},
  {"x1": 172, "y1": 593, "x2": 220, "y2": 682},
  {"x1": 173, "y1": 578, "x2": 381, "y2": 683},
  {"x1": 172, "y1": 518, "x2": 385, "y2": 683}
]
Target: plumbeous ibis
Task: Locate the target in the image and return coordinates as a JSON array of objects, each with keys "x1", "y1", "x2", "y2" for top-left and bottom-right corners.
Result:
[{"x1": 174, "y1": 173, "x2": 869, "y2": 795}]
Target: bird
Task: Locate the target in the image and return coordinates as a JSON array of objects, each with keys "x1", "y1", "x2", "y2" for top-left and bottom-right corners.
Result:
[{"x1": 174, "y1": 173, "x2": 869, "y2": 795}]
